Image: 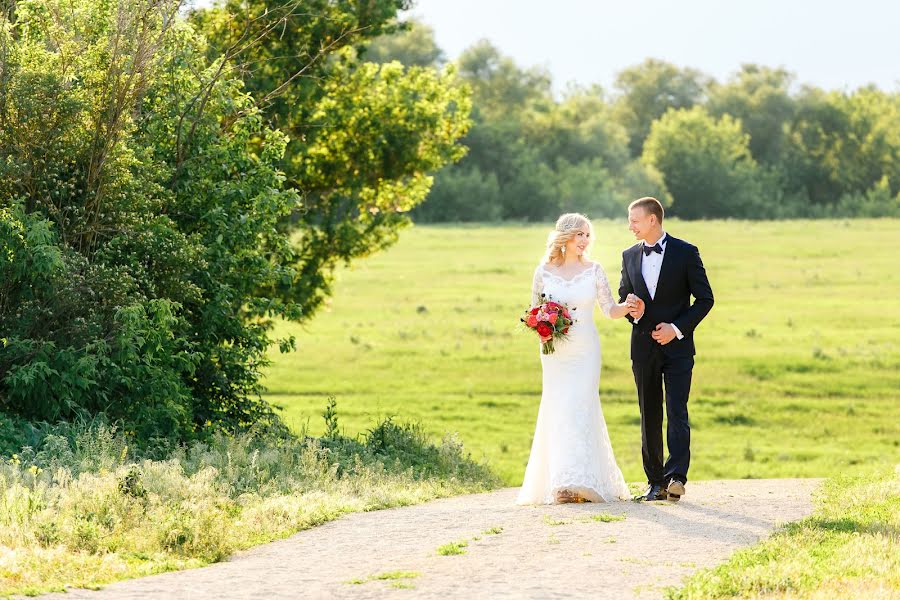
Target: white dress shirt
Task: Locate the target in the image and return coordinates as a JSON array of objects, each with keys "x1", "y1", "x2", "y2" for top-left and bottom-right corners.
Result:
[{"x1": 634, "y1": 232, "x2": 683, "y2": 339}]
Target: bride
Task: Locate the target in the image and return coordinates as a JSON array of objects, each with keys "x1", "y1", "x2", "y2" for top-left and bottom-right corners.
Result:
[{"x1": 517, "y1": 213, "x2": 635, "y2": 504}]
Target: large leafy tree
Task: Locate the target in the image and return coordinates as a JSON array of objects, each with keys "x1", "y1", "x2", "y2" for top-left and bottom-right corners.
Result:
[
  {"x1": 707, "y1": 65, "x2": 796, "y2": 166},
  {"x1": 0, "y1": 0, "x2": 299, "y2": 439},
  {"x1": 193, "y1": 0, "x2": 471, "y2": 318},
  {"x1": 0, "y1": 0, "x2": 471, "y2": 444},
  {"x1": 614, "y1": 58, "x2": 711, "y2": 157},
  {"x1": 783, "y1": 87, "x2": 900, "y2": 205},
  {"x1": 364, "y1": 19, "x2": 444, "y2": 67},
  {"x1": 404, "y1": 40, "x2": 559, "y2": 222},
  {"x1": 643, "y1": 106, "x2": 761, "y2": 219},
  {"x1": 455, "y1": 40, "x2": 553, "y2": 119}
]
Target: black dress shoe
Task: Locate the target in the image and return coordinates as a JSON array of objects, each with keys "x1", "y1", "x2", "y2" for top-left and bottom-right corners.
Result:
[{"x1": 635, "y1": 483, "x2": 668, "y2": 501}]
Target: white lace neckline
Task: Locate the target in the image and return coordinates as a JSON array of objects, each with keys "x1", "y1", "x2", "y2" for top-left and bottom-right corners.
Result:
[{"x1": 540, "y1": 262, "x2": 596, "y2": 284}]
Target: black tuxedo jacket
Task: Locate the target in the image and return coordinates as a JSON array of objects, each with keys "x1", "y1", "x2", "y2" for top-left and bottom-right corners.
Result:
[{"x1": 618, "y1": 235, "x2": 714, "y2": 362}]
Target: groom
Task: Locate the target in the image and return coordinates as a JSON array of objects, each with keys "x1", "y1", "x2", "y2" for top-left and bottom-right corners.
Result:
[{"x1": 618, "y1": 197, "x2": 714, "y2": 502}]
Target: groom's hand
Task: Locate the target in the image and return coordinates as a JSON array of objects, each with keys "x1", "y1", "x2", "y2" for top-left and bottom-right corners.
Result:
[
  {"x1": 626, "y1": 294, "x2": 645, "y2": 319},
  {"x1": 652, "y1": 323, "x2": 677, "y2": 345}
]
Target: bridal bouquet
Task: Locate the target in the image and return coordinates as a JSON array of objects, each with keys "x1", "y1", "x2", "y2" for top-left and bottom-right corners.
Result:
[{"x1": 521, "y1": 293, "x2": 575, "y2": 355}]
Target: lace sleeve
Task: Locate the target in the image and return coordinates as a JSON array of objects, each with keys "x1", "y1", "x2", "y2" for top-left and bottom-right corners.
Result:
[
  {"x1": 531, "y1": 266, "x2": 544, "y2": 306},
  {"x1": 594, "y1": 262, "x2": 615, "y2": 318}
]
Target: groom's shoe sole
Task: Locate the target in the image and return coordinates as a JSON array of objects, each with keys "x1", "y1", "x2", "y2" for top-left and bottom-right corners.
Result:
[{"x1": 667, "y1": 480, "x2": 685, "y2": 501}]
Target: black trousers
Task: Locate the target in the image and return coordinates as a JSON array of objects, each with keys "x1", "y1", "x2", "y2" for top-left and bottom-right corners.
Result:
[{"x1": 632, "y1": 349, "x2": 693, "y2": 486}]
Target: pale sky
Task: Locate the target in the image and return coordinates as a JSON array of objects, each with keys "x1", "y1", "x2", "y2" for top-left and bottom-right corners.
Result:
[
  {"x1": 190, "y1": 0, "x2": 899, "y2": 93},
  {"x1": 406, "y1": 0, "x2": 900, "y2": 93}
]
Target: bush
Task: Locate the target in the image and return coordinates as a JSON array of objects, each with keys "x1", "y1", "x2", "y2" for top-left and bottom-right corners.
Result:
[{"x1": 413, "y1": 167, "x2": 503, "y2": 222}]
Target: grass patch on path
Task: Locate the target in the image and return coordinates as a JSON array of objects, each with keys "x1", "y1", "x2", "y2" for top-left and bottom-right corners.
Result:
[
  {"x1": 436, "y1": 540, "x2": 468, "y2": 556},
  {"x1": 668, "y1": 465, "x2": 899, "y2": 599},
  {"x1": 589, "y1": 513, "x2": 626, "y2": 523},
  {"x1": 347, "y1": 571, "x2": 421, "y2": 586}
]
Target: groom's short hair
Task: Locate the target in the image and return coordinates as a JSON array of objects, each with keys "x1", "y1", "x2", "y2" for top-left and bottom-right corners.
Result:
[{"x1": 629, "y1": 197, "x2": 664, "y2": 224}]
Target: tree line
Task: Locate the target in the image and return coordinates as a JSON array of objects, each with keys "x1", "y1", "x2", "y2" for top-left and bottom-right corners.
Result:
[{"x1": 366, "y1": 22, "x2": 900, "y2": 221}]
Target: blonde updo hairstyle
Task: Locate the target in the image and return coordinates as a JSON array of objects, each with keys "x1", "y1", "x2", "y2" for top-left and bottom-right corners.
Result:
[{"x1": 542, "y1": 213, "x2": 594, "y2": 266}]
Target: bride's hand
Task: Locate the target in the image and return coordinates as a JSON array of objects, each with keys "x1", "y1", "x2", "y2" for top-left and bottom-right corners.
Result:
[{"x1": 625, "y1": 294, "x2": 645, "y2": 318}]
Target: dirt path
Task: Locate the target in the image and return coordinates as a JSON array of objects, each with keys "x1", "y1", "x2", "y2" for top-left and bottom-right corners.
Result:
[{"x1": 40, "y1": 479, "x2": 820, "y2": 600}]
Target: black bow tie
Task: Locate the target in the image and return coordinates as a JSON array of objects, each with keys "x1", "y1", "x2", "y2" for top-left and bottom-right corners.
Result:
[{"x1": 643, "y1": 243, "x2": 663, "y2": 256}]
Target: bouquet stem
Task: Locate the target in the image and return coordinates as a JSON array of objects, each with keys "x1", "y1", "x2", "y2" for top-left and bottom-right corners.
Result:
[{"x1": 541, "y1": 339, "x2": 555, "y2": 354}]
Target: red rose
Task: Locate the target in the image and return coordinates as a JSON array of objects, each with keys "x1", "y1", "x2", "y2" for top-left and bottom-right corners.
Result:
[
  {"x1": 536, "y1": 323, "x2": 552, "y2": 338},
  {"x1": 530, "y1": 307, "x2": 540, "y2": 315},
  {"x1": 526, "y1": 314, "x2": 538, "y2": 327}
]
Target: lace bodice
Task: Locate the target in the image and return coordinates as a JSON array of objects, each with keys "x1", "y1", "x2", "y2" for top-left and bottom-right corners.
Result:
[{"x1": 531, "y1": 262, "x2": 616, "y2": 319}]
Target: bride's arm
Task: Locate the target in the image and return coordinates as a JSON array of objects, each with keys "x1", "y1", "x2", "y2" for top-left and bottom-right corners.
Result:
[{"x1": 595, "y1": 263, "x2": 631, "y2": 319}]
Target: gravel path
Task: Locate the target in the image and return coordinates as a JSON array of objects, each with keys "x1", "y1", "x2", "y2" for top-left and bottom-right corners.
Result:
[{"x1": 40, "y1": 479, "x2": 821, "y2": 600}]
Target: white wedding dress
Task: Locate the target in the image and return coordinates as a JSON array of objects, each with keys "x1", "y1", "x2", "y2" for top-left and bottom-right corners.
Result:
[{"x1": 516, "y1": 261, "x2": 631, "y2": 504}]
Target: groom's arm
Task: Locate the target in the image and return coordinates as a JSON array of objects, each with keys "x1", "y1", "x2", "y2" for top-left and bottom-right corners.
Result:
[
  {"x1": 672, "y1": 244, "x2": 714, "y2": 336},
  {"x1": 618, "y1": 250, "x2": 637, "y2": 325}
]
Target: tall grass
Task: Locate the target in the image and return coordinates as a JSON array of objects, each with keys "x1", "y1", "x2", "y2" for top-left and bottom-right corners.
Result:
[{"x1": 0, "y1": 406, "x2": 498, "y2": 597}]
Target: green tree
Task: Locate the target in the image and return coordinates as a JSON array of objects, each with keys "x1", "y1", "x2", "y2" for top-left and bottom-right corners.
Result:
[
  {"x1": 520, "y1": 86, "x2": 630, "y2": 173},
  {"x1": 1, "y1": 0, "x2": 471, "y2": 445},
  {"x1": 456, "y1": 40, "x2": 552, "y2": 119},
  {"x1": 418, "y1": 41, "x2": 557, "y2": 222},
  {"x1": 614, "y1": 58, "x2": 712, "y2": 156},
  {"x1": 707, "y1": 64, "x2": 796, "y2": 166},
  {"x1": 643, "y1": 106, "x2": 761, "y2": 219},
  {"x1": 0, "y1": 0, "x2": 300, "y2": 439},
  {"x1": 195, "y1": 0, "x2": 471, "y2": 319},
  {"x1": 365, "y1": 19, "x2": 444, "y2": 67},
  {"x1": 784, "y1": 87, "x2": 900, "y2": 205}
]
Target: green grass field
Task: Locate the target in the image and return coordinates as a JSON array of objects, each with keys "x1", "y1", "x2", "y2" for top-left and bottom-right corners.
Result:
[{"x1": 264, "y1": 220, "x2": 900, "y2": 485}]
